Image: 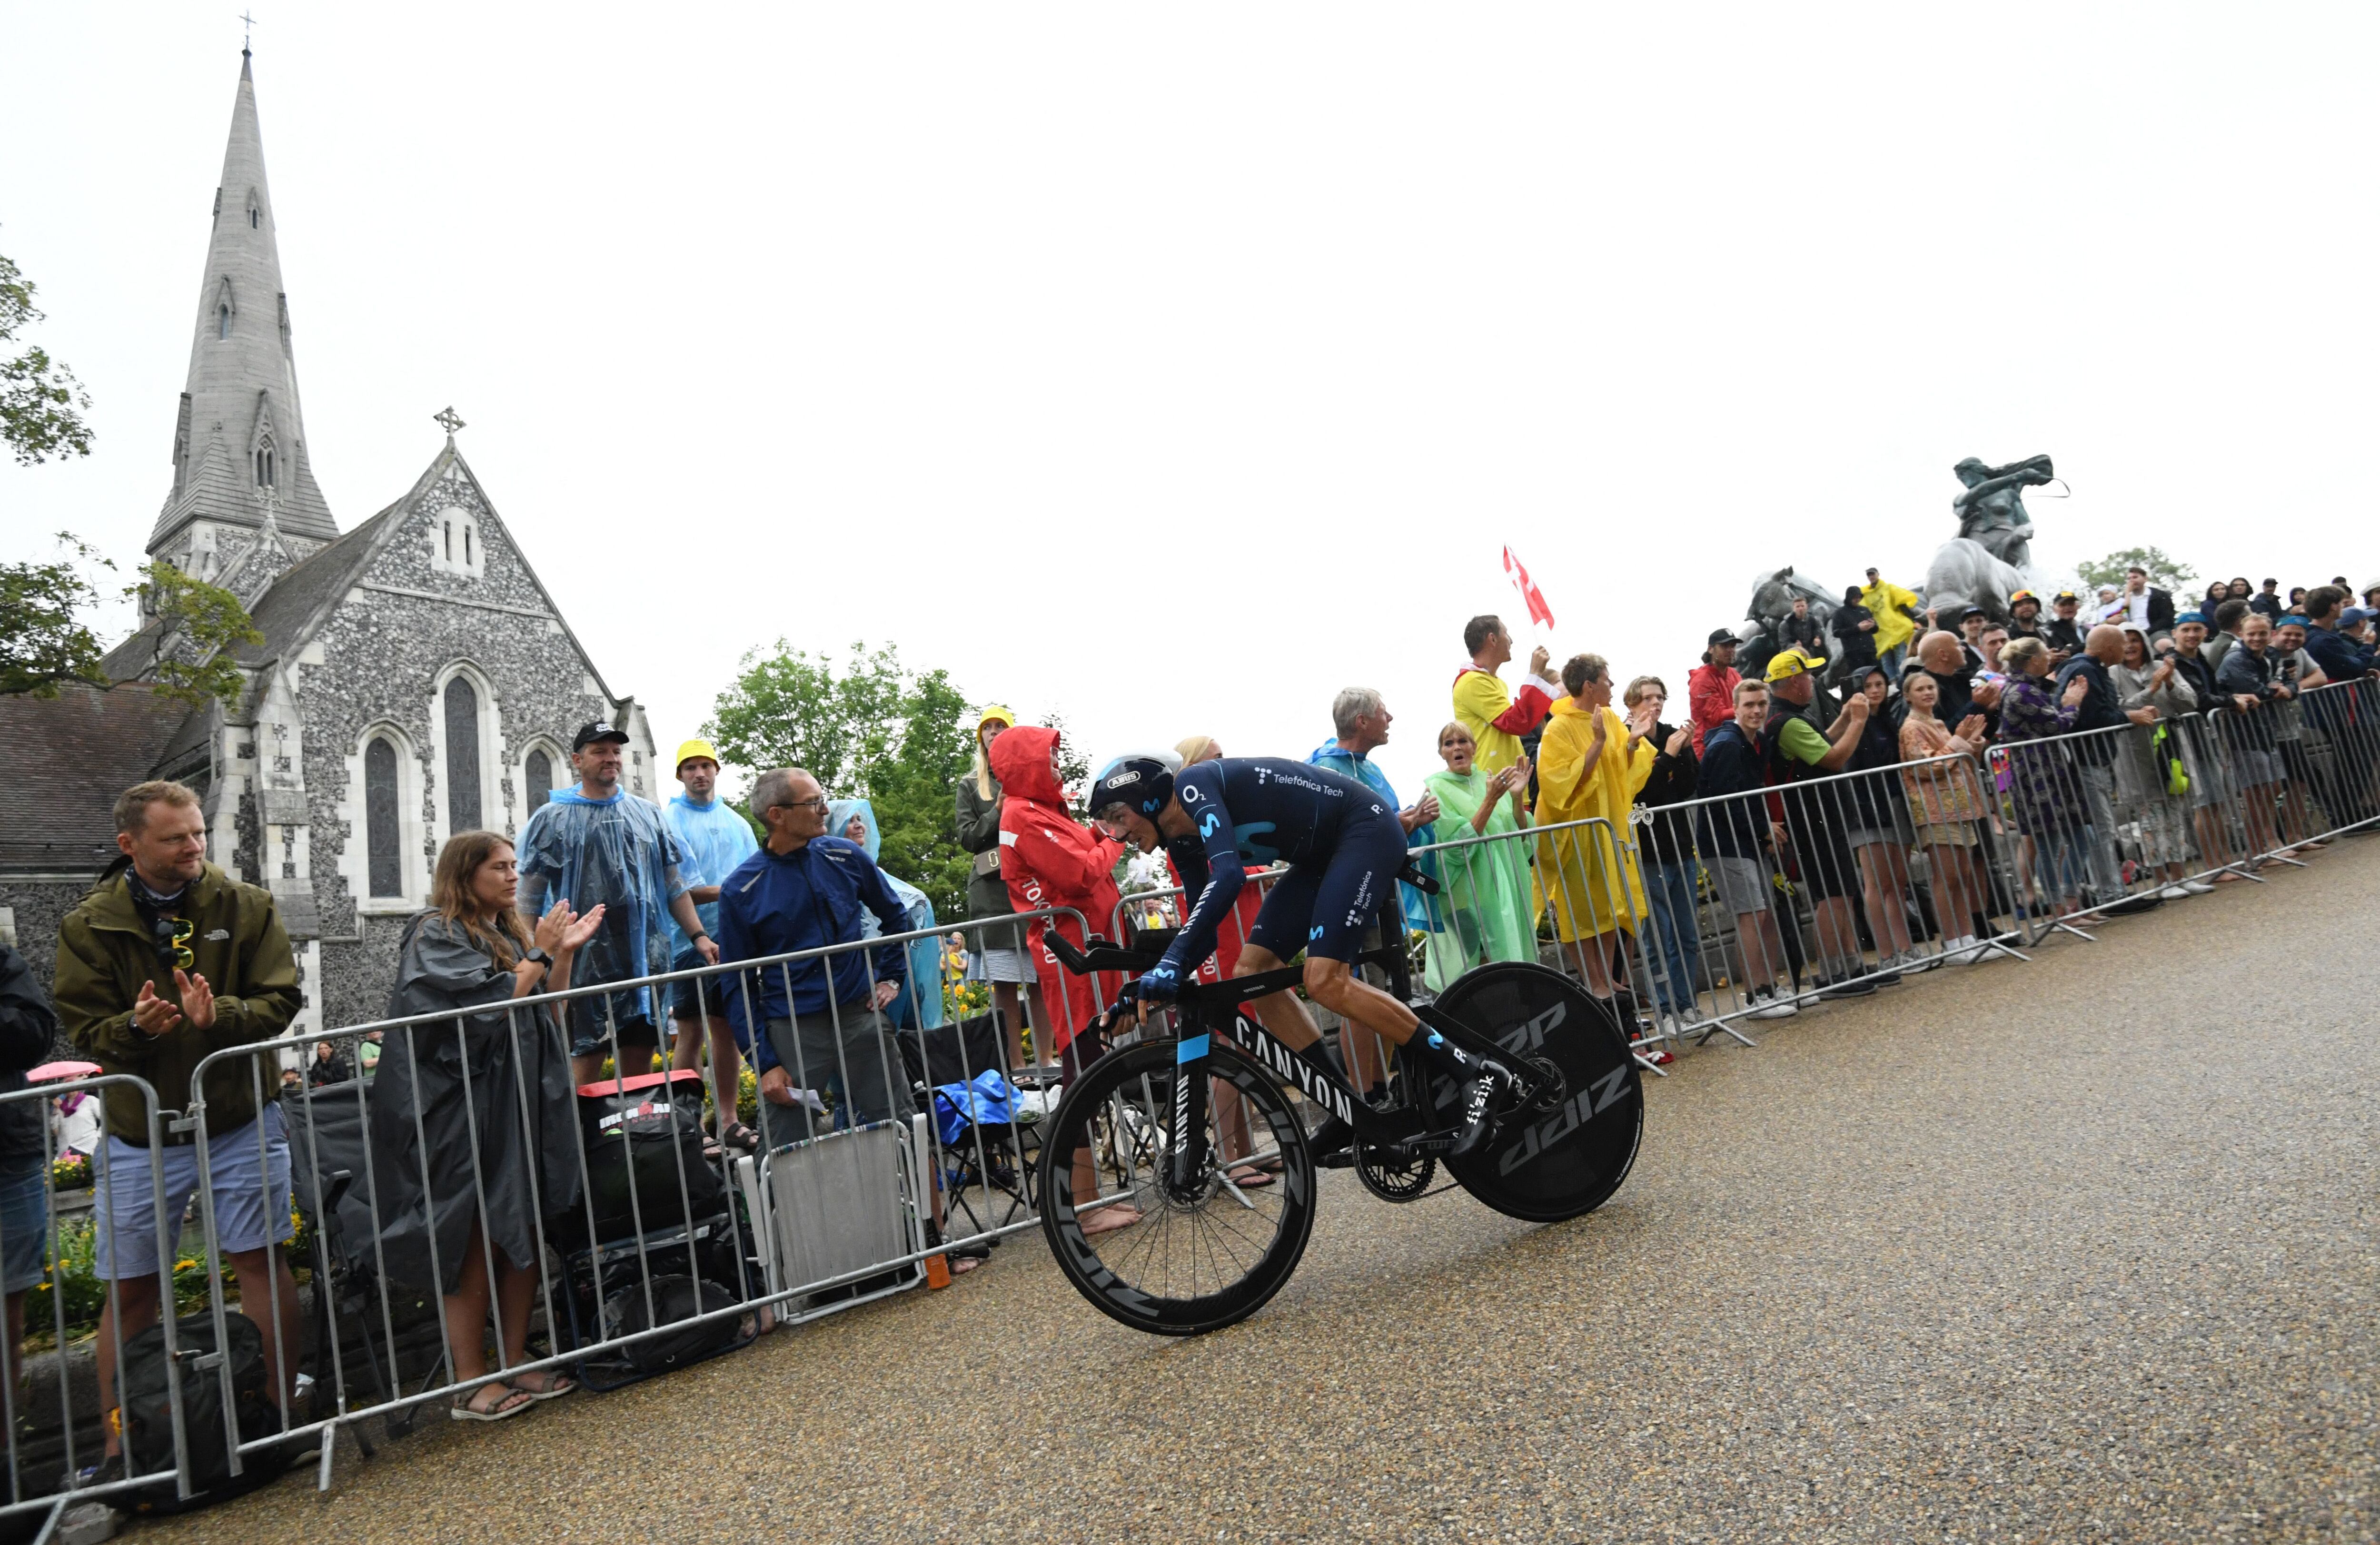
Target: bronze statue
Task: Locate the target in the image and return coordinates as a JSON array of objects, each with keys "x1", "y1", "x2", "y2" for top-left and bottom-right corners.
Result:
[{"x1": 1949, "y1": 454, "x2": 2052, "y2": 570}]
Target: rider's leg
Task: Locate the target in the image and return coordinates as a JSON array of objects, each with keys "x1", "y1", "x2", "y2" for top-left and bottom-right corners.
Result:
[{"x1": 1228, "y1": 943, "x2": 1325, "y2": 1051}]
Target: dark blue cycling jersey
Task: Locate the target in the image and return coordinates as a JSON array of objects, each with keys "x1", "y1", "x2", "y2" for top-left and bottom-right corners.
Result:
[{"x1": 1141, "y1": 757, "x2": 1401, "y2": 996}]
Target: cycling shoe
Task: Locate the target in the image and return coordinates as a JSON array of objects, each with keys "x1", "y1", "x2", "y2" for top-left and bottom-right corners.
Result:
[{"x1": 1446, "y1": 1063, "x2": 1517, "y2": 1161}]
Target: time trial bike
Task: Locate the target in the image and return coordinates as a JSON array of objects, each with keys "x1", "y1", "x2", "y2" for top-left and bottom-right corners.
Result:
[{"x1": 1036, "y1": 910, "x2": 1643, "y2": 1336}]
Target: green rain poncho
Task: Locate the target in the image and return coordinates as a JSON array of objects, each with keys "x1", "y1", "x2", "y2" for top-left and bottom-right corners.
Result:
[{"x1": 1417, "y1": 767, "x2": 1540, "y2": 992}]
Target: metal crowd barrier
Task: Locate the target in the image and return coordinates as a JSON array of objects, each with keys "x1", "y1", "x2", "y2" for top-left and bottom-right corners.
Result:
[
  {"x1": 9, "y1": 908, "x2": 1090, "y2": 1518},
  {"x1": 16, "y1": 677, "x2": 2378, "y2": 1521}
]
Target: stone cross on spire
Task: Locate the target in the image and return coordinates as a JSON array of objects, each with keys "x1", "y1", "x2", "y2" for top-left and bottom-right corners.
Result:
[{"x1": 433, "y1": 406, "x2": 466, "y2": 439}]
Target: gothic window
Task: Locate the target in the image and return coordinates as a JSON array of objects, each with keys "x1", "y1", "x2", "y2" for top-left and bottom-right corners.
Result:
[
  {"x1": 254, "y1": 445, "x2": 275, "y2": 487},
  {"x1": 444, "y1": 677, "x2": 483, "y2": 833},
  {"x1": 525, "y1": 749, "x2": 554, "y2": 814},
  {"x1": 365, "y1": 737, "x2": 402, "y2": 897},
  {"x1": 218, "y1": 305, "x2": 230, "y2": 340},
  {"x1": 429, "y1": 505, "x2": 484, "y2": 579},
  {"x1": 250, "y1": 207, "x2": 259, "y2": 229},
  {"x1": 444, "y1": 520, "x2": 454, "y2": 562},
  {"x1": 464, "y1": 526, "x2": 474, "y2": 565}
]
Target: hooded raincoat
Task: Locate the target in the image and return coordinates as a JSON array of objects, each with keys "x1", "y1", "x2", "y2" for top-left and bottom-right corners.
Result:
[
  {"x1": 827, "y1": 798, "x2": 945, "y2": 1029},
  {"x1": 1535, "y1": 698, "x2": 1651, "y2": 941},
  {"x1": 1861, "y1": 578, "x2": 1924, "y2": 659},
  {"x1": 990, "y1": 727, "x2": 1122, "y2": 1053},
  {"x1": 1417, "y1": 767, "x2": 1537, "y2": 991},
  {"x1": 367, "y1": 913, "x2": 580, "y2": 1295},
  {"x1": 515, "y1": 788, "x2": 686, "y2": 1029}
]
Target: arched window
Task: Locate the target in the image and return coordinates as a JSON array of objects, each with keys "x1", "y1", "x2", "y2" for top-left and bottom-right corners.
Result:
[
  {"x1": 525, "y1": 748, "x2": 554, "y2": 814},
  {"x1": 218, "y1": 305, "x2": 230, "y2": 340},
  {"x1": 250, "y1": 206, "x2": 259, "y2": 230},
  {"x1": 365, "y1": 737, "x2": 402, "y2": 897},
  {"x1": 443, "y1": 519, "x2": 454, "y2": 562},
  {"x1": 253, "y1": 446, "x2": 275, "y2": 487},
  {"x1": 464, "y1": 526, "x2": 474, "y2": 566},
  {"x1": 444, "y1": 677, "x2": 483, "y2": 833}
]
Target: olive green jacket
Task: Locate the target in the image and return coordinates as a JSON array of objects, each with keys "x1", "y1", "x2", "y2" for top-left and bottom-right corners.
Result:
[{"x1": 53, "y1": 862, "x2": 300, "y2": 1145}]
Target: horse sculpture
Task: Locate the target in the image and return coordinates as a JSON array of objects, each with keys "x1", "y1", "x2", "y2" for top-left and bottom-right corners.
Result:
[
  {"x1": 1742, "y1": 566, "x2": 1861, "y2": 691},
  {"x1": 1923, "y1": 538, "x2": 2028, "y2": 624}
]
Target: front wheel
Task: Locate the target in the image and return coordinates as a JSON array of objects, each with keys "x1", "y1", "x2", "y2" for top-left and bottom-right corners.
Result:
[{"x1": 1037, "y1": 1039, "x2": 1317, "y2": 1336}]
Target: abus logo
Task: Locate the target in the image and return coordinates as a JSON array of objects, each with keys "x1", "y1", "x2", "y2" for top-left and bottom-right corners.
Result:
[{"x1": 1107, "y1": 769, "x2": 1141, "y2": 787}]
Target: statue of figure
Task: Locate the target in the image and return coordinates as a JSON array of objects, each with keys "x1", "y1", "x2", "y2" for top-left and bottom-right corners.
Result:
[
  {"x1": 1949, "y1": 454, "x2": 2053, "y2": 571},
  {"x1": 1923, "y1": 538, "x2": 2028, "y2": 625}
]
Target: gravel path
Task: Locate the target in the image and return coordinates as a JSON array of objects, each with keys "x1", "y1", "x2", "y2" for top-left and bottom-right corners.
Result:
[{"x1": 133, "y1": 845, "x2": 2378, "y2": 1543}]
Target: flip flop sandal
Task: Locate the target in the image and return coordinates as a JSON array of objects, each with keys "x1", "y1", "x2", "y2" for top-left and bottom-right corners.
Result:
[
  {"x1": 717, "y1": 1121, "x2": 762, "y2": 1153},
  {"x1": 452, "y1": 1383, "x2": 534, "y2": 1422},
  {"x1": 509, "y1": 1372, "x2": 577, "y2": 1402}
]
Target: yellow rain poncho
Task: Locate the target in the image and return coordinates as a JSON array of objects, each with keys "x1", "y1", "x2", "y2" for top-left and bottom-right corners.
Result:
[{"x1": 1534, "y1": 697, "x2": 1651, "y2": 940}]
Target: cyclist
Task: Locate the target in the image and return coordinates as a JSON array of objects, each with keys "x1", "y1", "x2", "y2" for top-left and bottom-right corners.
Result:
[{"x1": 1086, "y1": 753, "x2": 1518, "y2": 1160}]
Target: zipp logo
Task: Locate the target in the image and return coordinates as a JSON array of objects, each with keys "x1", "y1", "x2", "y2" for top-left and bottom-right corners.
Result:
[{"x1": 1496, "y1": 1064, "x2": 1632, "y2": 1177}]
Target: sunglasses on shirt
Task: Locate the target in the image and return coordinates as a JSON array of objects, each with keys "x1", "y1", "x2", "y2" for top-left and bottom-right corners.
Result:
[{"x1": 156, "y1": 917, "x2": 195, "y2": 971}]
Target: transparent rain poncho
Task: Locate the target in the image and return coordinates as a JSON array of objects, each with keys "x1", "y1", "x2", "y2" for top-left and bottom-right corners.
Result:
[
  {"x1": 827, "y1": 798, "x2": 944, "y2": 1029},
  {"x1": 515, "y1": 787, "x2": 687, "y2": 1028}
]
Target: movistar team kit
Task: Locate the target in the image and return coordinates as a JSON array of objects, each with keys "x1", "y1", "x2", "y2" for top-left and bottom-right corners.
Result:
[{"x1": 1130, "y1": 757, "x2": 1407, "y2": 1001}]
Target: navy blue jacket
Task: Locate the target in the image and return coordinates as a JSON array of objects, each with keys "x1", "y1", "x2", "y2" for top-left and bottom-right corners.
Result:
[
  {"x1": 1694, "y1": 720, "x2": 1770, "y2": 859},
  {"x1": 2302, "y1": 624, "x2": 2371, "y2": 684},
  {"x1": 2053, "y1": 656, "x2": 2124, "y2": 765},
  {"x1": 715, "y1": 837, "x2": 909, "y2": 1070}
]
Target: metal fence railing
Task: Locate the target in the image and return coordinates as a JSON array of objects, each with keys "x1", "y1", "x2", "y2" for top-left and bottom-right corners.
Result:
[{"x1": 11, "y1": 677, "x2": 2377, "y2": 1523}]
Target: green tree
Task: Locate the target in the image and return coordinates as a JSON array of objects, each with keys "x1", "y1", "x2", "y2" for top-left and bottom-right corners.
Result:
[
  {"x1": 2075, "y1": 546, "x2": 2197, "y2": 594},
  {"x1": 1, "y1": 246, "x2": 94, "y2": 466},
  {"x1": 0, "y1": 535, "x2": 262, "y2": 707},
  {"x1": 706, "y1": 642, "x2": 976, "y2": 921}
]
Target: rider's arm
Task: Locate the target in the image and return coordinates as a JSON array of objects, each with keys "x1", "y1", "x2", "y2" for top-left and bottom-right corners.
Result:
[{"x1": 1146, "y1": 818, "x2": 1244, "y2": 996}]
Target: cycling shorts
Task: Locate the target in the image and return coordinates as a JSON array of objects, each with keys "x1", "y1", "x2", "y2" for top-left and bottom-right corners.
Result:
[{"x1": 1245, "y1": 807, "x2": 1408, "y2": 964}]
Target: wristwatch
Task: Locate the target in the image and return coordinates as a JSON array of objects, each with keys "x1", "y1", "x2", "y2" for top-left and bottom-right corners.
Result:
[{"x1": 525, "y1": 947, "x2": 553, "y2": 970}]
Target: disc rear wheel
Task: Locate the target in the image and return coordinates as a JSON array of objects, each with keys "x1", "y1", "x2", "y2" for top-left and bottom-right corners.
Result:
[
  {"x1": 1037, "y1": 1039, "x2": 1318, "y2": 1336},
  {"x1": 1424, "y1": 962, "x2": 1643, "y2": 1222}
]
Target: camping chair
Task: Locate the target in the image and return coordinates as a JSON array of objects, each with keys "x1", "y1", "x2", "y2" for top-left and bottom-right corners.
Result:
[{"x1": 895, "y1": 1011, "x2": 1038, "y2": 1235}]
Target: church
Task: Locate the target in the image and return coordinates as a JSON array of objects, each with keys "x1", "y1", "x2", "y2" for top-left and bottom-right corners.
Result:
[{"x1": 0, "y1": 50, "x2": 659, "y2": 1037}]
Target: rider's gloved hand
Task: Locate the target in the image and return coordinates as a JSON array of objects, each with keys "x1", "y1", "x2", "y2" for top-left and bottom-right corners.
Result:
[{"x1": 1127, "y1": 962, "x2": 1181, "y2": 1004}]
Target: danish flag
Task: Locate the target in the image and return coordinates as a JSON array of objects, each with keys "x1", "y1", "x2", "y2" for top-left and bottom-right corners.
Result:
[{"x1": 1502, "y1": 545, "x2": 1556, "y2": 631}]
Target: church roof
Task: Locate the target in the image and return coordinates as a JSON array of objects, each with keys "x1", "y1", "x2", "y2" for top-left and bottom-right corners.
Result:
[
  {"x1": 235, "y1": 506, "x2": 395, "y2": 666},
  {"x1": 0, "y1": 686, "x2": 197, "y2": 875},
  {"x1": 148, "y1": 51, "x2": 337, "y2": 555}
]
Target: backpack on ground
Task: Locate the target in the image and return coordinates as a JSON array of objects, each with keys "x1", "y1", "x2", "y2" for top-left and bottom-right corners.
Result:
[{"x1": 119, "y1": 1310, "x2": 283, "y2": 1513}]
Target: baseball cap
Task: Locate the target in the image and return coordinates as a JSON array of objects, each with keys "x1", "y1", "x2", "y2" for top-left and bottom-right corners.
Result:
[
  {"x1": 573, "y1": 720, "x2": 630, "y2": 751},
  {"x1": 2175, "y1": 611, "x2": 2207, "y2": 626},
  {"x1": 674, "y1": 738, "x2": 720, "y2": 773},
  {"x1": 1959, "y1": 604, "x2": 1985, "y2": 620},
  {"x1": 1706, "y1": 628, "x2": 1739, "y2": 648},
  {"x1": 2278, "y1": 615, "x2": 2311, "y2": 630},
  {"x1": 1763, "y1": 652, "x2": 1813, "y2": 684},
  {"x1": 977, "y1": 703, "x2": 1017, "y2": 730},
  {"x1": 2053, "y1": 589, "x2": 2079, "y2": 603},
  {"x1": 2341, "y1": 607, "x2": 2373, "y2": 627},
  {"x1": 2009, "y1": 589, "x2": 2038, "y2": 606}
]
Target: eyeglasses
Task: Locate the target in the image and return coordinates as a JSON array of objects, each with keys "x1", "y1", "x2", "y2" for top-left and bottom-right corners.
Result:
[
  {"x1": 770, "y1": 798, "x2": 830, "y2": 814},
  {"x1": 157, "y1": 917, "x2": 195, "y2": 971}
]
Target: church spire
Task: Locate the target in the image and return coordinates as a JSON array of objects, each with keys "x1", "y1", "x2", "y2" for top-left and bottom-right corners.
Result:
[{"x1": 147, "y1": 48, "x2": 337, "y2": 569}]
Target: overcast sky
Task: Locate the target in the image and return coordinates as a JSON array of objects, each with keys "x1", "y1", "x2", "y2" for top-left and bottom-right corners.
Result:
[{"x1": 6, "y1": 4, "x2": 2375, "y2": 803}]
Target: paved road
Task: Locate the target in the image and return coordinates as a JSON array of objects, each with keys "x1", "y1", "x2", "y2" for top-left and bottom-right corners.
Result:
[{"x1": 139, "y1": 847, "x2": 2377, "y2": 1543}]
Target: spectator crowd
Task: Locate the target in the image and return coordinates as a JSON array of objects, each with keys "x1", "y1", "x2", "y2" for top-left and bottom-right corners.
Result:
[{"x1": 5, "y1": 557, "x2": 2377, "y2": 1470}]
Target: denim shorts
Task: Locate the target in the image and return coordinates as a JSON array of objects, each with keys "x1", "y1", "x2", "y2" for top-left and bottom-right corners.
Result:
[
  {"x1": 0, "y1": 1156, "x2": 48, "y2": 1295},
  {"x1": 93, "y1": 1105, "x2": 293, "y2": 1280}
]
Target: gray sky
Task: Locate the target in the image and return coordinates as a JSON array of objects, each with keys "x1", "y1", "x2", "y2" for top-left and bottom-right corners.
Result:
[{"x1": 7, "y1": 3, "x2": 2375, "y2": 803}]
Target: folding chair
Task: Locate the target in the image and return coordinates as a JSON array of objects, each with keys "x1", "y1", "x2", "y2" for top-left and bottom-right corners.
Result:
[{"x1": 896, "y1": 1011, "x2": 1039, "y2": 1234}]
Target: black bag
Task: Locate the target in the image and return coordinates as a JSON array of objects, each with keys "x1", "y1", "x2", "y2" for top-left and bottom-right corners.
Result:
[
  {"x1": 611, "y1": 1274, "x2": 740, "y2": 1373},
  {"x1": 568, "y1": 1070, "x2": 727, "y2": 1245},
  {"x1": 120, "y1": 1311, "x2": 281, "y2": 1511}
]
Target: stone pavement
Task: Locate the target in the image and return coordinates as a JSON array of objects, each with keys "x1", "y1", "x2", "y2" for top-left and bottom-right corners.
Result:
[{"x1": 132, "y1": 843, "x2": 2377, "y2": 1543}]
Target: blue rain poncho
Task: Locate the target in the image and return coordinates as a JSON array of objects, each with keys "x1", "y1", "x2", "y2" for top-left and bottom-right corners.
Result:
[
  {"x1": 664, "y1": 791, "x2": 759, "y2": 959},
  {"x1": 516, "y1": 785, "x2": 687, "y2": 1028},
  {"x1": 827, "y1": 799, "x2": 945, "y2": 1030}
]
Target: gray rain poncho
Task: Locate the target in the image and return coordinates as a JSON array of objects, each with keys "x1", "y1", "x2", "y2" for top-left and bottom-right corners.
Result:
[
  {"x1": 515, "y1": 787, "x2": 687, "y2": 1031},
  {"x1": 366, "y1": 914, "x2": 581, "y2": 1294}
]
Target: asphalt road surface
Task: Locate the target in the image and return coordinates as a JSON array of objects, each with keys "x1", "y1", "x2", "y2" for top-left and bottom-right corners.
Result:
[{"x1": 135, "y1": 845, "x2": 2376, "y2": 1543}]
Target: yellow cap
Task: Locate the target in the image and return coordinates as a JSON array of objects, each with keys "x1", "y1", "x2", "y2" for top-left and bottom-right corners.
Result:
[
  {"x1": 1763, "y1": 652, "x2": 1812, "y2": 684},
  {"x1": 978, "y1": 704, "x2": 1017, "y2": 729},
  {"x1": 674, "y1": 738, "x2": 721, "y2": 774}
]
